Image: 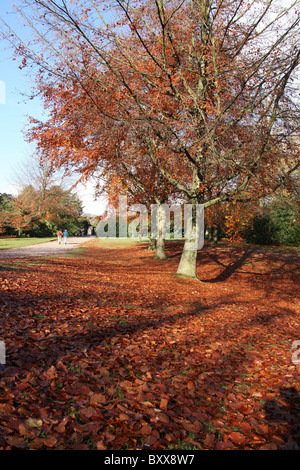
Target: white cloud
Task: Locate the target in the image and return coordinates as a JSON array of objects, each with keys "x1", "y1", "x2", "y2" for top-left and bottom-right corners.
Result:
[
  {"x1": 0, "y1": 182, "x2": 18, "y2": 196},
  {"x1": 76, "y1": 180, "x2": 107, "y2": 216}
]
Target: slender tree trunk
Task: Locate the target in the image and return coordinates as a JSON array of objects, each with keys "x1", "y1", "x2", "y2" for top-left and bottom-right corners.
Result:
[
  {"x1": 154, "y1": 202, "x2": 167, "y2": 260},
  {"x1": 212, "y1": 225, "x2": 219, "y2": 244},
  {"x1": 176, "y1": 198, "x2": 200, "y2": 278},
  {"x1": 148, "y1": 238, "x2": 156, "y2": 251},
  {"x1": 155, "y1": 233, "x2": 166, "y2": 259}
]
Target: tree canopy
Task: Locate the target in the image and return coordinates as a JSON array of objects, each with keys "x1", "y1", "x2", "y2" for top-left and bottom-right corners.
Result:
[{"x1": 1, "y1": 0, "x2": 299, "y2": 275}]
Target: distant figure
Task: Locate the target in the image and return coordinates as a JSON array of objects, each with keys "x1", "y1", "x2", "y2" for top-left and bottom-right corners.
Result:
[
  {"x1": 57, "y1": 230, "x2": 63, "y2": 244},
  {"x1": 63, "y1": 229, "x2": 69, "y2": 244}
]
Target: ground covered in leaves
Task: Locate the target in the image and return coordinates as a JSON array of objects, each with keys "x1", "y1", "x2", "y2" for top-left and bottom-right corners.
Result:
[{"x1": 0, "y1": 239, "x2": 299, "y2": 450}]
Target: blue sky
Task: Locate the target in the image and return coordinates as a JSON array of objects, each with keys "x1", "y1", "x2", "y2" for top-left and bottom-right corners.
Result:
[
  {"x1": 0, "y1": 0, "x2": 105, "y2": 215},
  {"x1": 0, "y1": 0, "x2": 43, "y2": 194}
]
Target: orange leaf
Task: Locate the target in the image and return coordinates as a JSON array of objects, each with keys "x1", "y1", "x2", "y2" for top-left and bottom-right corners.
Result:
[
  {"x1": 159, "y1": 398, "x2": 168, "y2": 411},
  {"x1": 140, "y1": 424, "x2": 152, "y2": 435},
  {"x1": 228, "y1": 432, "x2": 247, "y2": 445},
  {"x1": 90, "y1": 393, "x2": 106, "y2": 406},
  {"x1": 44, "y1": 436, "x2": 57, "y2": 448},
  {"x1": 96, "y1": 440, "x2": 107, "y2": 450}
]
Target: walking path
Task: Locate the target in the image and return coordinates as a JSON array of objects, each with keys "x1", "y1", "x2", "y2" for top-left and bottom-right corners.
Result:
[{"x1": 0, "y1": 237, "x2": 96, "y2": 260}]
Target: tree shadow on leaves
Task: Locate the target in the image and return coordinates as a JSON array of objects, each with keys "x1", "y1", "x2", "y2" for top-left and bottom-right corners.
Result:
[
  {"x1": 264, "y1": 387, "x2": 300, "y2": 450},
  {"x1": 198, "y1": 245, "x2": 299, "y2": 284},
  {"x1": 200, "y1": 248, "x2": 255, "y2": 282}
]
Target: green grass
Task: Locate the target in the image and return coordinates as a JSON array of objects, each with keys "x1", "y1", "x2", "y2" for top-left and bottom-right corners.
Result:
[
  {"x1": 93, "y1": 237, "x2": 145, "y2": 249},
  {"x1": 0, "y1": 237, "x2": 56, "y2": 250},
  {"x1": 0, "y1": 258, "x2": 44, "y2": 272},
  {"x1": 65, "y1": 245, "x2": 88, "y2": 257}
]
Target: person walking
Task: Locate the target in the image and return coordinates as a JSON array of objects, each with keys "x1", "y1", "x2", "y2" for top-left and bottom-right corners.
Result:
[
  {"x1": 57, "y1": 230, "x2": 63, "y2": 244},
  {"x1": 63, "y1": 229, "x2": 69, "y2": 244}
]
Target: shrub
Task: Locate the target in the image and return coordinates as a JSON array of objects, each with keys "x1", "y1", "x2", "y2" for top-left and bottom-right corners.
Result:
[
  {"x1": 245, "y1": 197, "x2": 300, "y2": 246},
  {"x1": 245, "y1": 213, "x2": 274, "y2": 245}
]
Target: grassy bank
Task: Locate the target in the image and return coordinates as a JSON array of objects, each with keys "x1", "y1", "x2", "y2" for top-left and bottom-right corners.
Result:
[{"x1": 0, "y1": 237, "x2": 56, "y2": 250}]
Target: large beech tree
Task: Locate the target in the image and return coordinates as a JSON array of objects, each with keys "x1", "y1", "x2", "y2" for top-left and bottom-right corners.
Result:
[{"x1": 2, "y1": 0, "x2": 299, "y2": 277}]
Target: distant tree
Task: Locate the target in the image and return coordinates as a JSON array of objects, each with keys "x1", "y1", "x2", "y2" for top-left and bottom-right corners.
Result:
[
  {"x1": 2, "y1": 184, "x2": 85, "y2": 237},
  {"x1": 9, "y1": 186, "x2": 37, "y2": 237},
  {"x1": 0, "y1": 193, "x2": 15, "y2": 235},
  {"x1": 36, "y1": 185, "x2": 84, "y2": 235}
]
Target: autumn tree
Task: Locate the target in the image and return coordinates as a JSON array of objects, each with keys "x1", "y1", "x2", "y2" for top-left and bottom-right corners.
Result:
[
  {"x1": 95, "y1": 131, "x2": 183, "y2": 259},
  {"x1": 2, "y1": 0, "x2": 299, "y2": 277},
  {"x1": 2, "y1": 183, "x2": 85, "y2": 237},
  {"x1": 23, "y1": 63, "x2": 183, "y2": 258},
  {"x1": 13, "y1": 153, "x2": 57, "y2": 210},
  {"x1": 29, "y1": 185, "x2": 84, "y2": 235},
  {"x1": 9, "y1": 185, "x2": 37, "y2": 237},
  {"x1": 0, "y1": 193, "x2": 15, "y2": 235}
]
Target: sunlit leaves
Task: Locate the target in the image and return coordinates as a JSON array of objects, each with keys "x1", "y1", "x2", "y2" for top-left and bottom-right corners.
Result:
[{"x1": 0, "y1": 239, "x2": 299, "y2": 449}]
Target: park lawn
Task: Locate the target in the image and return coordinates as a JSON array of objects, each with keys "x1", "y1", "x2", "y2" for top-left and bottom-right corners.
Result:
[
  {"x1": 0, "y1": 237, "x2": 56, "y2": 250},
  {"x1": 0, "y1": 238, "x2": 299, "y2": 450},
  {"x1": 93, "y1": 237, "x2": 146, "y2": 249}
]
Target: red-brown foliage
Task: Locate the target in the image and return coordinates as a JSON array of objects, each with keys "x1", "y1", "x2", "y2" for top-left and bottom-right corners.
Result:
[{"x1": 0, "y1": 239, "x2": 299, "y2": 450}]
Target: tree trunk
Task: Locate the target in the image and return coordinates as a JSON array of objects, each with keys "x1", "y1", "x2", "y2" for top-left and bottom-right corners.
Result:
[
  {"x1": 176, "y1": 199, "x2": 203, "y2": 279},
  {"x1": 212, "y1": 225, "x2": 219, "y2": 244},
  {"x1": 148, "y1": 238, "x2": 156, "y2": 251},
  {"x1": 154, "y1": 202, "x2": 167, "y2": 260},
  {"x1": 155, "y1": 232, "x2": 166, "y2": 259},
  {"x1": 176, "y1": 243, "x2": 198, "y2": 278}
]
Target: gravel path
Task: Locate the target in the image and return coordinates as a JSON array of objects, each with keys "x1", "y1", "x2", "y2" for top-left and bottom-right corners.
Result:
[{"x1": 0, "y1": 237, "x2": 96, "y2": 260}]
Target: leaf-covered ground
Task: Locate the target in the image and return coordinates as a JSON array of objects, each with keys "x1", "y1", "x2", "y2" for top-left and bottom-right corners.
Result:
[{"x1": 0, "y1": 239, "x2": 299, "y2": 450}]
